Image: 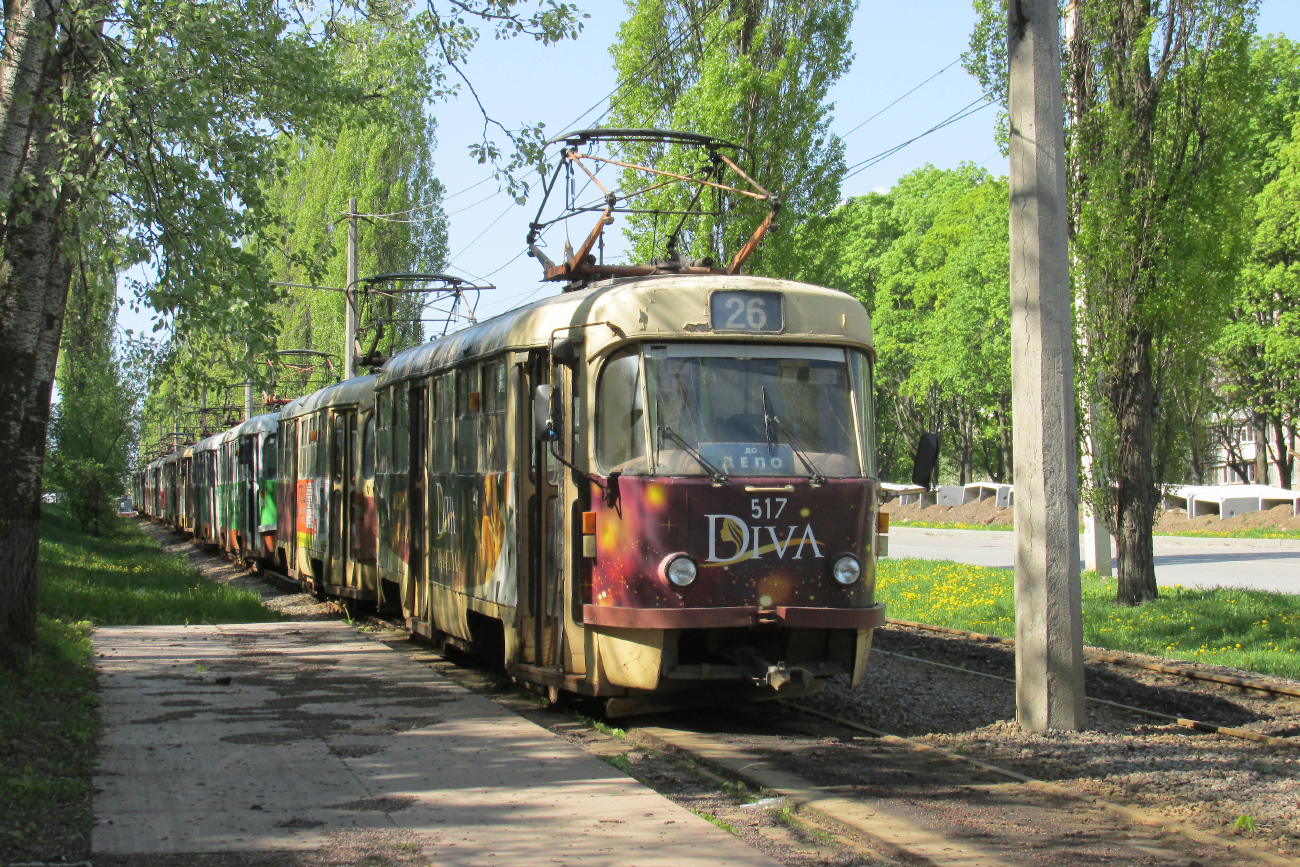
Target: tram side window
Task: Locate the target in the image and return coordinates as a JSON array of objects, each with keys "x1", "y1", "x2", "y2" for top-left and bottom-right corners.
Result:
[
  {"x1": 850, "y1": 351, "x2": 878, "y2": 478},
  {"x1": 375, "y1": 392, "x2": 390, "y2": 478},
  {"x1": 595, "y1": 346, "x2": 647, "y2": 473},
  {"x1": 432, "y1": 373, "x2": 454, "y2": 473},
  {"x1": 262, "y1": 435, "x2": 277, "y2": 479},
  {"x1": 482, "y1": 357, "x2": 507, "y2": 472},
  {"x1": 332, "y1": 420, "x2": 345, "y2": 482},
  {"x1": 456, "y1": 365, "x2": 479, "y2": 474},
  {"x1": 394, "y1": 388, "x2": 409, "y2": 474},
  {"x1": 362, "y1": 415, "x2": 376, "y2": 480}
]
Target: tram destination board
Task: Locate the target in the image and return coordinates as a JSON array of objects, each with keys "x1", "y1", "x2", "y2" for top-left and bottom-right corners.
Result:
[{"x1": 710, "y1": 291, "x2": 783, "y2": 333}]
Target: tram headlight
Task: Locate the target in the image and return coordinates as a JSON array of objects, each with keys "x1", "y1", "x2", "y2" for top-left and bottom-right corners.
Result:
[
  {"x1": 831, "y1": 554, "x2": 862, "y2": 586},
  {"x1": 665, "y1": 555, "x2": 698, "y2": 588}
]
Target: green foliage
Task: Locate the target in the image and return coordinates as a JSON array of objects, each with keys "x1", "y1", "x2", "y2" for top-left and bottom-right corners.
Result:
[
  {"x1": 600, "y1": 753, "x2": 634, "y2": 774},
  {"x1": 607, "y1": 0, "x2": 851, "y2": 276},
  {"x1": 0, "y1": 618, "x2": 96, "y2": 863},
  {"x1": 878, "y1": 557, "x2": 1300, "y2": 679},
  {"x1": 258, "y1": 18, "x2": 450, "y2": 398},
  {"x1": 797, "y1": 165, "x2": 1011, "y2": 483},
  {"x1": 38, "y1": 507, "x2": 276, "y2": 626},
  {"x1": 45, "y1": 233, "x2": 141, "y2": 536},
  {"x1": 1215, "y1": 41, "x2": 1300, "y2": 488}
]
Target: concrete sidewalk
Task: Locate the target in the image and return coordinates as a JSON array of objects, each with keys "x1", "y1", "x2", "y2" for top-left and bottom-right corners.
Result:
[{"x1": 94, "y1": 622, "x2": 774, "y2": 866}]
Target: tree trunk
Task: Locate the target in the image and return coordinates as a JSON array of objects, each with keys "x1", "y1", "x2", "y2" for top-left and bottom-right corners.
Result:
[
  {"x1": 1113, "y1": 329, "x2": 1158, "y2": 605},
  {"x1": 1252, "y1": 411, "x2": 1269, "y2": 485},
  {"x1": 0, "y1": 0, "x2": 62, "y2": 203},
  {"x1": 0, "y1": 18, "x2": 82, "y2": 671},
  {"x1": 1272, "y1": 419, "x2": 1291, "y2": 490}
]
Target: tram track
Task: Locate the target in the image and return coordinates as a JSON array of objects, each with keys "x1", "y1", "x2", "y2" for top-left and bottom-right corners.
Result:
[
  {"x1": 179, "y1": 536, "x2": 1300, "y2": 865},
  {"x1": 869, "y1": 647, "x2": 1300, "y2": 750},
  {"x1": 888, "y1": 617, "x2": 1300, "y2": 701}
]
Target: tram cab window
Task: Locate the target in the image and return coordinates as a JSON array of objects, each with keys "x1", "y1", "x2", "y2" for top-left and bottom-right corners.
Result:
[
  {"x1": 596, "y1": 347, "x2": 647, "y2": 473},
  {"x1": 644, "y1": 343, "x2": 863, "y2": 478}
]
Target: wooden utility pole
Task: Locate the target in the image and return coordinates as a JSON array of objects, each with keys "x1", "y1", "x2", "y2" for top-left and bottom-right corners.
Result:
[
  {"x1": 345, "y1": 197, "x2": 359, "y2": 381},
  {"x1": 1008, "y1": 0, "x2": 1085, "y2": 731}
]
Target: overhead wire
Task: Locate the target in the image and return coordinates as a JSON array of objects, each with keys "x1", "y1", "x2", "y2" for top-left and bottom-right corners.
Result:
[
  {"x1": 840, "y1": 57, "x2": 962, "y2": 139},
  {"x1": 843, "y1": 96, "x2": 995, "y2": 181}
]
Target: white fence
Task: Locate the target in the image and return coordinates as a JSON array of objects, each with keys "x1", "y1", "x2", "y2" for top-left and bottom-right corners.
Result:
[
  {"x1": 1162, "y1": 484, "x2": 1300, "y2": 521},
  {"x1": 883, "y1": 481, "x2": 1013, "y2": 509}
]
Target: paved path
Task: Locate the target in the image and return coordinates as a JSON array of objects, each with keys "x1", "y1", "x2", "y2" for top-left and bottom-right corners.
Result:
[
  {"x1": 94, "y1": 622, "x2": 775, "y2": 865},
  {"x1": 889, "y1": 527, "x2": 1300, "y2": 593}
]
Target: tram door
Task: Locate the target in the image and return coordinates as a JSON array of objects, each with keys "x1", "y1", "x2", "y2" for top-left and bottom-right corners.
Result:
[
  {"x1": 408, "y1": 386, "x2": 428, "y2": 621},
  {"x1": 328, "y1": 410, "x2": 355, "y2": 587},
  {"x1": 286, "y1": 422, "x2": 299, "y2": 572},
  {"x1": 523, "y1": 355, "x2": 564, "y2": 667}
]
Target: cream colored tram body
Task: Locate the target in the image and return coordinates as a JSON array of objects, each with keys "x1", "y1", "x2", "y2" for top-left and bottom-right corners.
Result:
[{"x1": 374, "y1": 274, "x2": 884, "y2": 713}]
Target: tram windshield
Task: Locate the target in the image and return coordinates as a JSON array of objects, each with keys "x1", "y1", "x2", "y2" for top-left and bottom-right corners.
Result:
[{"x1": 596, "y1": 343, "x2": 874, "y2": 478}]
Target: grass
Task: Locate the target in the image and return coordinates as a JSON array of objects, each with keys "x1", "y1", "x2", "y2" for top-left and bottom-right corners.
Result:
[
  {"x1": 890, "y1": 519, "x2": 1014, "y2": 532},
  {"x1": 1156, "y1": 527, "x2": 1300, "y2": 540},
  {"x1": 1, "y1": 507, "x2": 279, "y2": 862},
  {"x1": 890, "y1": 518, "x2": 1300, "y2": 540},
  {"x1": 877, "y1": 557, "x2": 1300, "y2": 679},
  {"x1": 0, "y1": 618, "x2": 98, "y2": 862},
  {"x1": 39, "y1": 506, "x2": 279, "y2": 625},
  {"x1": 690, "y1": 809, "x2": 740, "y2": 835}
]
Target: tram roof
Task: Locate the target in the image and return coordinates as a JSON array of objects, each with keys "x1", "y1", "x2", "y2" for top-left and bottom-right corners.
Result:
[
  {"x1": 280, "y1": 374, "x2": 377, "y2": 420},
  {"x1": 225, "y1": 412, "x2": 280, "y2": 440},
  {"x1": 376, "y1": 275, "x2": 873, "y2": 388}
]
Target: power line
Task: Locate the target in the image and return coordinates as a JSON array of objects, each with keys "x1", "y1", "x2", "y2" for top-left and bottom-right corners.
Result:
[
  {"x1": 840, "y1": 57, "x2": 962, "y2": 139},
  {"x1": 843, "y1": 97, "x2": 995, "y2": 181},
  {"x1": 559, "y1": 0, "x2": 728, "y2": 133},
  {"x1": 447, "y1": 200, "x2": 517, "y2": 264}
]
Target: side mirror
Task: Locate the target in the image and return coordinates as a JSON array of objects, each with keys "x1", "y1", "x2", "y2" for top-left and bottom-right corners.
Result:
[
  {"x1": 534, "y1": 384, "x2": 558, "y2": 442},
  {"x1": 552, "y1": 336, "x2": 582, "y2": 366},
  {"x1": 911, "y1": 431, "x2": 940, "y2": 489}
]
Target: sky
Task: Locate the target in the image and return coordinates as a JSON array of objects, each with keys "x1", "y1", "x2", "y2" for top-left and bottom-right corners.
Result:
[{"x1": 116, "y1": 0, "x2": 1300, "y2": 347}]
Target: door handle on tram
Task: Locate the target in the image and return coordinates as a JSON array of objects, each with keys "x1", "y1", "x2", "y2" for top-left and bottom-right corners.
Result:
[{"x1": 744, "y1": 485, "x2": 795, "y2": 492}]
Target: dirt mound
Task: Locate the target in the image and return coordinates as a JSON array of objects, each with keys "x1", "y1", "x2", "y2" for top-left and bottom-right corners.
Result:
[
  {"x1": 883, "y1": 496, "x2": 1011, "y2": 528},
  {"x1": 1154, "y1": 503, "x2": 1300, "y2": 535},
  {"x1": 883, "y1": 495, "x2": 1300, "y2": 535}
]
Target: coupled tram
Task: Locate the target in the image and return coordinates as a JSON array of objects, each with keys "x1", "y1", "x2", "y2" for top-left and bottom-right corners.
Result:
[{"x1": 136, "y1": 275, "x2": 888, "y2": 715}]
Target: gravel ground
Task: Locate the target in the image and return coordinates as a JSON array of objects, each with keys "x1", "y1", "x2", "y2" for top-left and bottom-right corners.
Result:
[{"x1": 806, "y1": 624, "x2": 1300, "y2": 855}]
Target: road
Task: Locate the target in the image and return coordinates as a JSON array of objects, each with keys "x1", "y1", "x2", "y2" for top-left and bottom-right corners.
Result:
[{"x1": 889, "y1": 526, "x2": 1300, "y2": 593}]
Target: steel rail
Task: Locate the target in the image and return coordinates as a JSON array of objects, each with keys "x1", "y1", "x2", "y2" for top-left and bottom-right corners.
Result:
[
  {"x1": 887, "y1": 617, "x2": 1300, "y2": 699},
  {"x1": 870, "y1": 648, "x2": 1299, "y2": 749}
]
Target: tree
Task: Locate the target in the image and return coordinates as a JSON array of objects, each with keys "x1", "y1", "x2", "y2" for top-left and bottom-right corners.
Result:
[
  {"x1": 1218, "y1": 114, "x2": 1300, "y2": 490},
  {"x1": 0, "y1": 0, "x2": 584, "y2": 671},
  {"x1": 967, "y1": 0, "x2": 1258, "y2": 604},
  {"x1": 261, "y1": 20, "x2": 449, "y2": 388},
  {"x1": 45, "y1": 224, "x2": 141, "y2": 536},
  {"x1": 795, "y1": 164, "x2": 1012, "y2": 484},
  {"x1": 1214, "y1": 37, "x2": 1300, "y2": 490},
  {"x1": 606, "y1": 0, "x2": 851, "y2": 276}
]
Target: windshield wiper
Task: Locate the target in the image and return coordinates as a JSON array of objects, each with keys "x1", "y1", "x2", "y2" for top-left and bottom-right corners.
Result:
[
  {"x1": 656, "y1": 411, "x2": 728, "y2": 484},
  {"x1": 761, "y1": 386, "x2": 826, "y2": 486}
]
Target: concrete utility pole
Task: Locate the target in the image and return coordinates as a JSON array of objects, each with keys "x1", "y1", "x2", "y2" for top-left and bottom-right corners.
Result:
[
  {"x1": 345, "y1": 196, "x2": 359, "y2": 381},
  {"x1": 1008, "y1": 0, "x2": 1086, "y2": 731},
  {"x1": 244, "y1": 380, "x2": 254, "y2": 422}
]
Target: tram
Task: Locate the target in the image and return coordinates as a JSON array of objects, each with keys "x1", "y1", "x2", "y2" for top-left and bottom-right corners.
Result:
[{"x1": 134, "y1": 129, "x2": 892, "y2": 714}]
